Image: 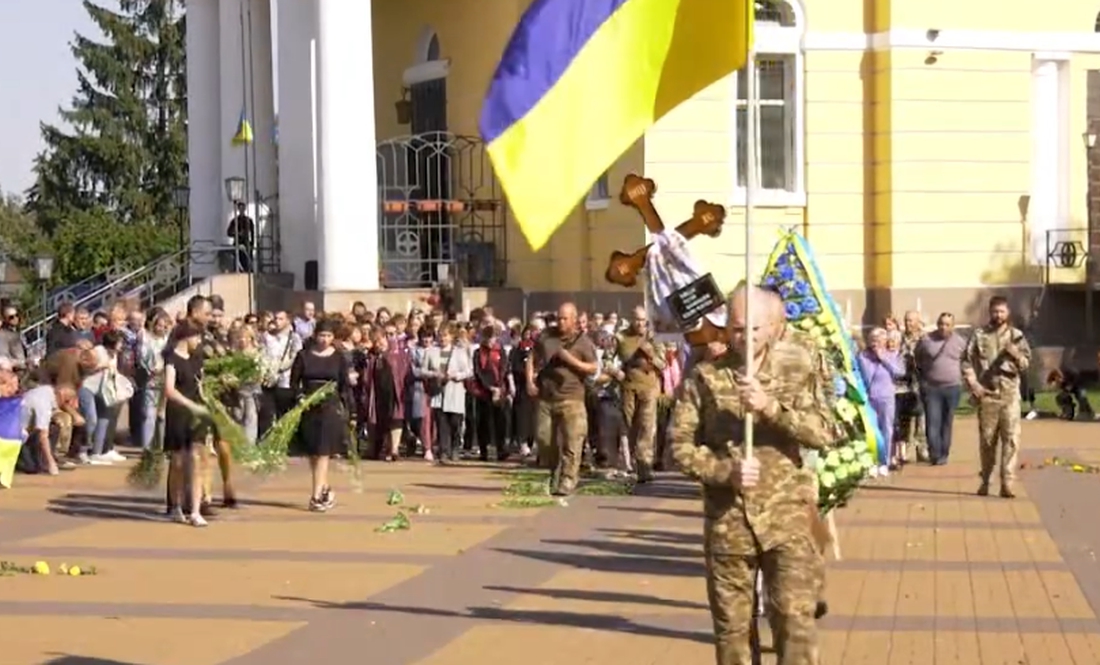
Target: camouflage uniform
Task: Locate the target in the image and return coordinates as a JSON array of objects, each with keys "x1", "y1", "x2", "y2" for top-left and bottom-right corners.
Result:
[
  {"x1": 533, "y1": 330, "x2": 598, "y2": 494},
  {"x1": 616, "y1": 331, "x2": 665, "y2": 480},
  {"x1": 671, "y1": 339, "x2": 840, "y2": 665},
  {"x1": 897, "y1": 332, "x2": 927, "y2": 462},
  {"x1": 961, "y1": 324, "x2": 1031, "y2": 497}
]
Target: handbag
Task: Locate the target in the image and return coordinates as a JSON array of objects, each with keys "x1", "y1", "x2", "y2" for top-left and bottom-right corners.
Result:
[{"x1": 98, "y1": 368, "x2": 134, "y2": 408}]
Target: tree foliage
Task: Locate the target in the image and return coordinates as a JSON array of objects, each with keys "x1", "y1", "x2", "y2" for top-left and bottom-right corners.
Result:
[{"x1": 24, "y1": 0, "x2": 187, "y2": 284}]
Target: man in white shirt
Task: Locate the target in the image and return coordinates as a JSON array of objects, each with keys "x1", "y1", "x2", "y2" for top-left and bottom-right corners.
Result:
[
  {"x1": 18, "y1": 383, "x2": 81, "y2": 476},
  {"x1": 260, "y1": 311, "x2": 303, "y2": 434}
]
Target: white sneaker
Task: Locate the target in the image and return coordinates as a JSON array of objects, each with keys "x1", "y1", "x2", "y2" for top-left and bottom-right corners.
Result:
[
  {"x1": 88, "y1": 454, "x2": 114, "y2": 465},
  {"x1": 877, "y1": 464, "x2": 890, "y2": 478},
  {"x1": 105, "y1": 450, "x2": 127, "y2": 462},
  {"x1": 519, "y1": 443, "x2": 532, "y2": 457},
  {"x1": 1025, "y1": 410, "x2": 1038, "y2": 421},
  {"x1": 77, "y1": 452, "x2": 91, "y2": 465}
]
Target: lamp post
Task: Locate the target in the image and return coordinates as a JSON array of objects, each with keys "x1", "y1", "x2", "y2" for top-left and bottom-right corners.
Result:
[
  {"x1": 35, "y1": 253, "x2": 54, "y2": 320},
  {"x1": 1085, "y1": 130, "x2": 1098, "y2": 341},
  {"x1": 0, "y1": 253, "x2": 7, "y2": 285},
  {"x1": 172, "y1": 185, "x2": 190, "y2": 251},
  {"x1": 224, "y1": 176, "x2": 254, "y2": 311}
]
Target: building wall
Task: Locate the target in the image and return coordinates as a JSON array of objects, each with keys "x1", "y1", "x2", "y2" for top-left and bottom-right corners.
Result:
[{"x1": 368, "y1": 0, "x2": 1100, "y2": 326}]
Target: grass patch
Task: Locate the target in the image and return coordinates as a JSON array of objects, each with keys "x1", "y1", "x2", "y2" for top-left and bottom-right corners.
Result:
[
  {"x1": 952, "y1": 388, "x2": 1100, "y2": 417},
  {"x1": 496, "y1": 496, "x2": 560, "y2": 509},
  {"x1": 575, "y1": 479, "x2": 635, "y2": 496}
]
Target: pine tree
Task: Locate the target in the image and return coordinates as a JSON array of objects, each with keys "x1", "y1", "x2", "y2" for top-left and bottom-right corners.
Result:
[{"x1": 25, "y1": 0, "x2": 187, "y2": 284}]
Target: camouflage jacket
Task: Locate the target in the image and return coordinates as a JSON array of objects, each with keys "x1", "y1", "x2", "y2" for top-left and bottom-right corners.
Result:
[
  {"x1": 961, "y1": 324, "x2": 1031, "y2": 401},
  {"x1": 782, "y1": 327, "x2": 837, "y2": 410},
  {"x1": 670, "y1": 338, "x2": 840, "y2": 555},
  {"x1": 615, "y1": 332, "x2": 665, "y2": 393}
]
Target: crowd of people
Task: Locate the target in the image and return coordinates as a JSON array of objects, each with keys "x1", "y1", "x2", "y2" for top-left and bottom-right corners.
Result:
[{"x1": 0, "y1": 295, "x2": 688, "y2": 511}]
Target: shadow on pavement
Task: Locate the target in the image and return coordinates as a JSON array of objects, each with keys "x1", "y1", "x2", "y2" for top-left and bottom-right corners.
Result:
[
  {"x1": 630, "y1": 482, "x2": 700, "y2": 501},
  {"x1": 55, "y1": 492, "x2": 299, "y2": 510},
  {"x1": 539, "y1": 538, "x2": 698, "y2": 559},
  {"x1": 598, "y1": 505, "x2": 700, "y2": 520},
  {"x1": 859, "y1": 484, "x2": 976, "y2": 498},
  {"x1": 596, "y1": 528, "x2": 702, "y2": 545},
  {"x1": 481, "y1": 585, "x2": 708, "y2": 611},
  {"x1": 42, "y1": 656, "x2": 146, "y2": 665},
  {"x1": 273, "y1": 596, "x2": 713, "y2": 644},
  {"x1": 493, "y1": 547, "x2": 705, "y2": 577}
]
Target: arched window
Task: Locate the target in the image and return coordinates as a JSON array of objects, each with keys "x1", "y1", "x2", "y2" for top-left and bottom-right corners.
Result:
[
  {"x1": 732, "y1": 0, "x2": 806, "y2": 206},
  {"x1": 426, "y1": 33, "x2": 441, "y2": 62}
]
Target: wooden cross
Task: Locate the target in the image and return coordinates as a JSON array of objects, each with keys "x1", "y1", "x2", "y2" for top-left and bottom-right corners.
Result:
[{"x1": 605, "y1": 174, "x2": 729, "y2": 346}]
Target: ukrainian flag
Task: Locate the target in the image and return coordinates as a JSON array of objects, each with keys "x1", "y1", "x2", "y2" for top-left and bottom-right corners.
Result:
[
  {"x1": 0, "y1": 396, "x2": 23, "y2": 489},
  {"x1": 480, "y1": 0, "x2": 753, "y2": 251}
]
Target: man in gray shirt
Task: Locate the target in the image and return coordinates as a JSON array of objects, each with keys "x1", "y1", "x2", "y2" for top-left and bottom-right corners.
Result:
[
  {"x1": 914, "y1": 312, "x2": 968, "y2": 465},
  {"x1": 0, "y1": 305, "x2": 26, "y2": 372}
]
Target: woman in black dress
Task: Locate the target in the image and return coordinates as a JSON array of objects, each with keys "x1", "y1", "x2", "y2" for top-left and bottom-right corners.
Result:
[
  {"x1": 290, "y1": 319, "x2": 351, "y2": 512},
  {"x1": 163, "y1": 321, "x2": 210, "y2": 527}
]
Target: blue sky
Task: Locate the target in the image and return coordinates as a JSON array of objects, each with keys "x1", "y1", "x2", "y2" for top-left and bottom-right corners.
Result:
[{"x1": 0, "y1": 2, "x2": 98, "y2": 196}]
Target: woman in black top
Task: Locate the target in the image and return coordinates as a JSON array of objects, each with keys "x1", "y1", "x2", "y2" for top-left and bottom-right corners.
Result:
[
  {"x1": 163, "y1": 320, "x2": 210, "y2": 527},
  {"x1": 290, "y1": 319, "x2": 351, "y2": 512}
]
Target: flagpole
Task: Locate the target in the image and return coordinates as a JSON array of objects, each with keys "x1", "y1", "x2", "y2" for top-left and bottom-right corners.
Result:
[{"x1": 743, "y1": 46, "x2": 758, "y2": 460}]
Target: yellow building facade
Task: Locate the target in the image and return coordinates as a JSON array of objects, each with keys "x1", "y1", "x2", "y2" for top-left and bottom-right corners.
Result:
[{"x1": 371, "y1": 0, "x2": 1100, "y2": 324}]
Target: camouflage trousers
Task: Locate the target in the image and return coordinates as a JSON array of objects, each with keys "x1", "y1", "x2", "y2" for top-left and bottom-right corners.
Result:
[
  {"x1": 707, "y1": 533, "x2": 822, "y2": 665},
  {"x1": 622, "y1": 388, "x2": 658, "y2": 469},
  {"x1": 977, "y1": 396, "x2": 1021, "y2": 488},
  {"x1": 535, "y1": 398, "x2": 588, "y2": 492}
]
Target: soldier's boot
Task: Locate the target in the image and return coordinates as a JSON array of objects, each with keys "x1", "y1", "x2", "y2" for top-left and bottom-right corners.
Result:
[
  {"x1": 976, "y1": 480, "x2": 990, "y2": 497},
  {"x1": 815, "y1": 600, "x2": 829, "y2": 619},
  {"x1": 1000, "y1": 485, "x2": 1016, "y2": 499},
  {"x1": 636, "y1": 459, "x2": 654, "y2": 484},
  {"x1": 548, "y1": 467, "x2": 561, "y2": 494},
  {"x1": 553, "y1": 476, "x2": 576, "y2": 497}
]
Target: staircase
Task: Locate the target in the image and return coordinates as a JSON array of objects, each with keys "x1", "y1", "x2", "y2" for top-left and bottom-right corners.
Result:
[{"x1": 20, "y1": 243, "x2": 244, "y2": 360}]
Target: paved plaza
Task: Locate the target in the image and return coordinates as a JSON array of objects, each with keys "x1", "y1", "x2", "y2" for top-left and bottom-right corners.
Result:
[{"x1": 3, "y1": 418, "x2": 1100, "y2": 665}]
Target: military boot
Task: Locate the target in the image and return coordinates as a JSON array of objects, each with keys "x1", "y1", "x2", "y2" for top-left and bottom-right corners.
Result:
[
  {"x1": 1000, "y1": 485, "x2": 1016, "y2": 499},
  {"x1": 976, "y1": 481, "x2": 990, "y2": 497}
]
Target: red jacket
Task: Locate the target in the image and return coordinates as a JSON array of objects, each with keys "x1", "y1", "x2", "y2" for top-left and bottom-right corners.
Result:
[{"x1": 469, "y1": 344, "x2": 506, "y2": 400}]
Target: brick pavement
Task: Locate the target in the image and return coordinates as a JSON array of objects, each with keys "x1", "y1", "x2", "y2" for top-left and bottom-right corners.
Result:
[{"x1": 1, "y1": 416, "x2": 1099, "y2": 664}]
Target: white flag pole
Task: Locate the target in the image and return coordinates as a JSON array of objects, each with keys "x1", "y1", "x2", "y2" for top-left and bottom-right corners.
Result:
[{"x1": 743, "y1": 47, "x2": 758, "y2": 460}]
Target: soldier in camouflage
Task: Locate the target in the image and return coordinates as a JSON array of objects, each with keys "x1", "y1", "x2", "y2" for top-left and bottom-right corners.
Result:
[
  {"x1": 526, "y1": 303, "x2": 599, "y2": 496},
  {"x1": 961, "y1": 295, "x2": 1031, "y2": 499},
  {"x1": 616, "y1": 306, "x2": 665, "y2": 482},
  {"x1": 672, "y1": 283, "x2": 840, "y2": 665}
]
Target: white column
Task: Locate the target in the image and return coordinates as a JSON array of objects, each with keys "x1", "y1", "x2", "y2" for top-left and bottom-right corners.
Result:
[
  {"x1": 276, "y1": 0, "x2": 319, "y2": 286},
  {"x1": 219, "y1": 0, "x2": 248, "y2": 221},
  {"x1": 316, "y1": 0, "x2": 380, "y2": 291},
  {"x1": 185, "y1": 0, "x2": 222, "y2": 278},
  {"x1": 247, "y1": 0, "x2": 277, "y2": 222}
]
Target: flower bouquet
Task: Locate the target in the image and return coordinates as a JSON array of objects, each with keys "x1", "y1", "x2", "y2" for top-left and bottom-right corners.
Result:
[{"x1": 759, "y1": 231, "x2": 881, "y2": 513}]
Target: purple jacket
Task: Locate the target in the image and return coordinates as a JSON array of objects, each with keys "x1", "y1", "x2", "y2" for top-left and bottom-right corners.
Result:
[{"x1": 857, "y1": 349, "x2": 905, "y2": 401}]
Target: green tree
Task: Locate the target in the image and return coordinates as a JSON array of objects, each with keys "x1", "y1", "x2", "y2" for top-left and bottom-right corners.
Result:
[{"x1": 25, "y1": 0, "x2": 187, "y2": 283}]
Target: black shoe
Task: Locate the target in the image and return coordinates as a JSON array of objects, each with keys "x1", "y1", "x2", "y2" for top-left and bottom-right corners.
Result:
[
  {"x1": 1000, "y1": 486, "x2": 1016, "y2": 499},
  {"x1": 814, "y1": 600, "x2": 829, "y2": 619},
  {"x1": 977, "y1": 483, "x2": 990, "y2": 497}
]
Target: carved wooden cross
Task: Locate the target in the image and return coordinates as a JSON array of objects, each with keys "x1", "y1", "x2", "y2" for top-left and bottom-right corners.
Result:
[{"x1": 606, "y1": 174, "x2": 728, "y2": 346}]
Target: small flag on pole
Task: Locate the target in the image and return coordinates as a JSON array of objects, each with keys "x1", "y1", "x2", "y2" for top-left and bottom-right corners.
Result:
[{"x1": 232, "y1": 109, "x2": 254, "y2": 146}]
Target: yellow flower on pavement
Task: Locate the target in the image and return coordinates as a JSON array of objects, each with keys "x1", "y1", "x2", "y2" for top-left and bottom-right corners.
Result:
[
  {"x1": 1072, "y1": 464, "x2": 1086, "y2": 472},
  {"x1": 32, "y1": 561, "x2": 50, "y2": 575},
  {"x1": 68, "y1": 566, "x2": 82, "y2": 576}
]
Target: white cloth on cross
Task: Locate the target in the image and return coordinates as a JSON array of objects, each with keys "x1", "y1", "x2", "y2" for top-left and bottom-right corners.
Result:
[{"x1": 645, "y1": 229, "x2": 728, "y2": 334}]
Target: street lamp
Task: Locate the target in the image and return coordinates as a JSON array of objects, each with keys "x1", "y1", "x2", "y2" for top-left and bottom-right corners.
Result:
[
  {"x1": 173, "y1": 185, "x2": 190, "y2": 251},
  {"x1": 1085, "y1": 130, "x2": 1098, "y2": 341},
  {"x1": 224, "y1": 176, "x2": 246, "y2": 204},
  {"x1": 0, "y1": 253, "x2": 7, "y2": 284},
  {"x1": 35, "y1": 253, "x2": 54, "y2": 319}
]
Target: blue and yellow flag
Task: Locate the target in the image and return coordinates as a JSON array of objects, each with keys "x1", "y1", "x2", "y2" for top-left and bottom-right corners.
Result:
[
  {"x1": 480, "y1": 0, "x2": 754, "y2": 250},
  {"x1": 232, "y1": 109, "x2": 254, "y2": 146},
  {"x1": 0, "y1": 396, "x2": 23, "y2": 489}
]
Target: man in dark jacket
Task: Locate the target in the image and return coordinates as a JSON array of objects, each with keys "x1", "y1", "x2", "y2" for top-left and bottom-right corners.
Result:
[{"x1": 46, "y1": 303, "x2": 80, "y2": 357}]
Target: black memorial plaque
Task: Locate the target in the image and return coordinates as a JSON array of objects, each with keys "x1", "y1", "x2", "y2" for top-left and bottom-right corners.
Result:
[{"x1": 666, "y1": 273, "x2": 723, "y2": 329}]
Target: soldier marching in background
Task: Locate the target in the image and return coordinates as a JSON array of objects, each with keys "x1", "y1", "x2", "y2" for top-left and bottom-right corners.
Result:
[
  {"x1": 616, "y1": 305, "x2": 665, "y2": 482},
  {"x1": 961, "y1": 295, "x2": 1031, "y2": 499},
  {"x1": 671, "y1": 283, "x2": 840, "y2": 665}
]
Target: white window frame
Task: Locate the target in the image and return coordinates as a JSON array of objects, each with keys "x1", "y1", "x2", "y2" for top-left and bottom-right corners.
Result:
[
  {"x1": 585, "y1": 171, "x2": 611, "y2": 210},
  {"x1": 730, "y1": 5, "x2": 806, "y2": 208}
]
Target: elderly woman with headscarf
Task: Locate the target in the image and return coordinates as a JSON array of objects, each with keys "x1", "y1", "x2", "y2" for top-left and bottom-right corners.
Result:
[{"x1": 857, "y1": 327, "x2": 906, "y2": 477}]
